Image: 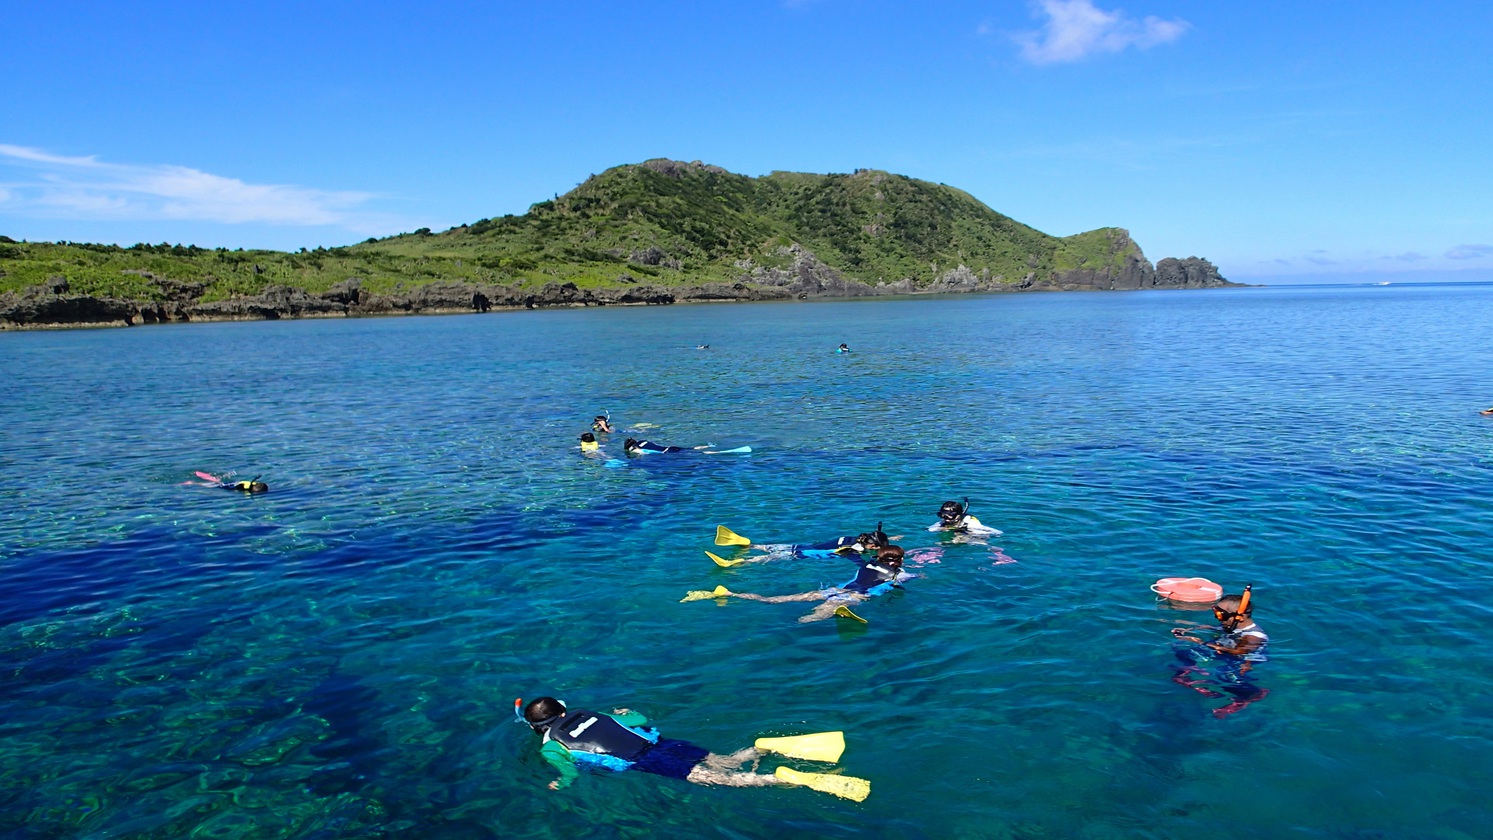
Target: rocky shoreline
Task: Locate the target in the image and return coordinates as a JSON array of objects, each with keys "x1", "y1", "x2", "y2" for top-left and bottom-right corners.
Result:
[{"x1": 0, "y1": 251, "x2": 1232, "y2": 331}]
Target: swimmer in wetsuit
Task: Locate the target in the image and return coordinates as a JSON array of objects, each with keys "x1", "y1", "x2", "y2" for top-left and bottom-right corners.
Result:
[
  {"x1": 188, "y1": 472, "x2": 268, "y2": 494},
  {"x1": 623, "y1": 438, "x2": 712, "y2": 455},
  {"x1": 518, "y1": 697, "x2": 869, "y2": 799},
  {"x1": 1170, "y1": 587, "x2": 1271, "y2": 718},
  {"x1": 731, "y1": 528, "x2": 891, "y2": 564},
  {"x1": 685, "y1": 546, "x2": 911, "y2": 623}
]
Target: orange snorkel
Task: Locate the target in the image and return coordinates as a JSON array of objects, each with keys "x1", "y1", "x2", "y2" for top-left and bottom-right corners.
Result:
[{"x1": 1237, "y1": 584, "x2": 1253, "y2": 616}]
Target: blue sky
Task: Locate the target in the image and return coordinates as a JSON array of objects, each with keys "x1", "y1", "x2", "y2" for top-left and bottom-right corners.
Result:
[{"x1": 3, "y1": 1, "x2": 1490, "y2": 283}]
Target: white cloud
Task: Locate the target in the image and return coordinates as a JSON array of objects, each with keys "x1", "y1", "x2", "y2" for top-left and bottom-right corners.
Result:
[
  {"x1": 0, "y1": 143, "x2": 403, "y2": 234},
  {"x1": 1013, "y1": 1, "x2": 1189, "y2": 65},
  {"x1": 1446, "y1": 244, "x2": 1493, "y2": 260}
]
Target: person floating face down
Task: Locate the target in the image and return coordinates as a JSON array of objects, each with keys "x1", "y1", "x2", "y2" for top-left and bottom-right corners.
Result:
[
  {"x1": 623, "y1": 438, "x2": 716, "y2": 455},
  {"x1": 736, "y1": 526, "x2": 891, "y2": 564},
  {"x1": 684, "y1": 545, "x2": 911, "y2": 622},
  {"x1": 517, "y1": 697, "x2": 870, "y2": 800},
  {"x1": 928, "y1": 500, "x2": 1000, "y2": 536},
  {"x1": 1170, "y1": 587, "x2": 1271, "y2": 718},
  {"x1": 190, "y1": 472, "x2": 268, "y2": 493}
]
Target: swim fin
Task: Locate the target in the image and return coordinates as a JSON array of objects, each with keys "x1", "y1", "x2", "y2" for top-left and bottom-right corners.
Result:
[
  {"x1": 707, "y1": 446, "x2": 753, "y2": 454},
  {"x1": 774, "y1": 766, "x2": 870, "y2": 802},
  {"x1": 680, "y1": 585, "x2": 733, "y2": 603},
  {"x1": 715, "y1": 526, "x2": 751, "y2": 546},
  {"x1": 706, "y1": 550, "x2": 744, "y2": 568},
  {"x1": 755, "y1": 731, "x2": 845, "y2": 763},
  {"x1": 834, "y1": 605, "x2": 868, "y2": 624}
]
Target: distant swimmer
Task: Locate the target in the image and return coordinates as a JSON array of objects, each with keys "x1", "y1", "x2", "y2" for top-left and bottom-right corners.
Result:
[
  {"x1": 579, "y1": 432, "x2": 601, "y2": 453},
  {"x1": 683, "y1": 545, "x2": 911, "y2": 623},
  {"x1": 516, "y1": 696, "x2": 869, "y2": 800},
  {"x1": 928, "y1": 499, "x2": 1001, "y2": 537},
  {"x1": 708, "y1": 524, "x2": 892, "y2": 567},
  {"x1": 695, "y1": 344, "x2": 711, "y2": 350},
  {"x1": 1481, "y1": 407, "x2": 1493, "y2": 416},
  {"x1": 188, "y1": 471, "x2": 268, "y2": 494},
  {"x1": 837, "y1": 343, "x2": 850, "y2": 353},
  {"x1": 1169, "y1": 585, "x2": 1270, "y2": 718},
  {"x1": 623, "y1": 438, "x2": 709, "y2": 455},
  {"x1": 593, "y1": 413, "x2": 615, "y2": 433}
]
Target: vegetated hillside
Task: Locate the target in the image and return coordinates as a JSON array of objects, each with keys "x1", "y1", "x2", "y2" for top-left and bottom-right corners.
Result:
[{"x1": 0, "y1": 159, "x2": 1231, "y2": 328}]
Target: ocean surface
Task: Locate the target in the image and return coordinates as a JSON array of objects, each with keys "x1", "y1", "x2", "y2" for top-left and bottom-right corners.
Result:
[{"x1": 2, "y1": 283, "x2": 1492, "y2": 839}]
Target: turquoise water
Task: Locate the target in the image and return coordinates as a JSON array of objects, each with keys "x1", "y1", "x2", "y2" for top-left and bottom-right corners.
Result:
[{"x1": 3, "y1": 284, "x2": 1492, "y2": 839}]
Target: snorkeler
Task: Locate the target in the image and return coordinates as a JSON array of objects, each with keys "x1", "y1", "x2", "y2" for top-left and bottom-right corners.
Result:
[
  {"x1": 707, "y1": 524, "x2": 892, "y2": 567},
  {"x1": 187, "y1": 471, "x2": 268, "y2": 494},
  {"x1": 928, "y1": 499, "x2": 1001, "y2": 537},
  {"x1": 837, "y1": 343, "x2": 850, "y2": 353},
  {"x1": 579, "y1": 432, "x2": 601, "y2": 453},
  {"x1": 623, "y1": 438, "x2": 713, "y2": 455},
  {"x1": 1170, "y1": 586, "x2": 1271, "y2": 718},
  {"x1": 517, "y1": 696, "x2": 869, "y2": 800},
  {"x1": 592, "y1": 413, "x2": 615, "y2": 433},
  {"x1": 684, "y1": 545, "x2": 911, "y2": 623}
]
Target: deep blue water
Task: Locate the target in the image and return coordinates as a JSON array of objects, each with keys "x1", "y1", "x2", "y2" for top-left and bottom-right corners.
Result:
[{"x1": 3, "y1": 284, "x2": 1493, "y2": 839}]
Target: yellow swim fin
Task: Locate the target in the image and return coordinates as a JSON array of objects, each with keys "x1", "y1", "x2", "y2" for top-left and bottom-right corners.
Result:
[
  {"x1": 706, "y1": 550, "x2": 744, "y2": 568},
  {"x1": 774, "y1": 766, "x2": 870, "y2": 802},
  {"x1": 715, "y1": 525, "x2": 751, "y2": 547},
  {"x1": 834, "y1": 605, "x2": 868, "y2": 624},
  {"x1": 755, "y1": 731, "x2": 845, "y2": 763},
  {"x1": 680, "y1": 585, "x2": 733, "y2": 603}
]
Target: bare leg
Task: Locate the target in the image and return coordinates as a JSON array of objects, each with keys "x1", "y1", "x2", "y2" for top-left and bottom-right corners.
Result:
[
  {"x1": 731, "y1": 591, "x2": 829, "y2": 604},
  {"x1": 700, "y1": 747, "x2": 760, "y2": 772},
  {"x1": 799, "y1": 594, "x2": 866, "y2": 623},
  {"x1": 687, "y1": 759, "x2": 782, "y2": 788}
]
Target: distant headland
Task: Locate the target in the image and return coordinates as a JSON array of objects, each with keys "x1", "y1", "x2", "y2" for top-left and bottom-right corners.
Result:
[{"x1": 0, "y1": 159, "x2": 1235, "y2": 330}]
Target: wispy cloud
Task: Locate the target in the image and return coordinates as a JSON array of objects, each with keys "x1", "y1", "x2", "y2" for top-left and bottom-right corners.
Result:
[
  {"x1": 0, "y1": 143, "x2": 404, "y2": 234},
  {"x1": 1011, "y1": 1, "x2": 1189, "y2": 65},
  {"x1": 1446, "y1": 244, "x2": 1493, "y2": 260},
  {"x1": 1380, "y1": 251, "x2": 1428, "y2": 262}
]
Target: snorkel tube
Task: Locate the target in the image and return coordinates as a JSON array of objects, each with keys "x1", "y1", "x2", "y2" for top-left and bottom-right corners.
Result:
[
  {"x1": 1237, "y1": 584, "x2": 1253, "y2": 616},
  {"x1": 513, "y1": 697, "x2": 525, "y2": 724}
]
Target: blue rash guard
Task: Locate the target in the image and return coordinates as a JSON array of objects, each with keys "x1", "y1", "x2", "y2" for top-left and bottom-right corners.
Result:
[
  {"x1": 793, "y1": 535, "x2": 863, "y2": 558},
  {"x1": 631, "y1": 441, "x2": 686, "y2": 454}
]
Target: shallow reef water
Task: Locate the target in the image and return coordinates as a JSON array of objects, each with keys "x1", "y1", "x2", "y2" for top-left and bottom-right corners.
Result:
[{"x1": 3, "y1": 284, "x2": 1493, "y2": 838}]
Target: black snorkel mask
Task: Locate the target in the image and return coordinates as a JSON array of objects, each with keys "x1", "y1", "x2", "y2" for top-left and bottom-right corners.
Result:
[
  {"x1": 938, "y1": 499, "x2": 967, "y2": 524},
  {"x1": 514, "y1": 697, "x2": 562, "y2": 733}
]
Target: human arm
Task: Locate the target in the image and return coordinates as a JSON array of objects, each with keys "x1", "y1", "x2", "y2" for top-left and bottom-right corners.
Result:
[
  {"x1": 606, "y1": 709, "x2": 648, "y2": 728},
  {"x1": 540, "y1": 740, "x2": 579, "y2": 790}
]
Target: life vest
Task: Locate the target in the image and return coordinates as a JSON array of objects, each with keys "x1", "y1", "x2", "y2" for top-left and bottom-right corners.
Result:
[
  {"x1": 543, "y1": 710, "x2": 653, "y2": 761},
  {"x1": 580, "y1": 441, "x2": 599, "y2": 452}
]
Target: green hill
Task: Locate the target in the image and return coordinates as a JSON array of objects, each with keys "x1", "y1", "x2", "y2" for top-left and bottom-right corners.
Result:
[{"x1": 0, "y1": 159, "x2": 1229, "y2": 328}]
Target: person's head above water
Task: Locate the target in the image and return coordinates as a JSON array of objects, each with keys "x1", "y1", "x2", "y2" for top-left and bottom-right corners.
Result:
[
  {"x1": 876, "y1": 545, "x2": 905, "y2": 568},
  {"x1": 623, "y1": 438, "x2": 640, "y2": 451},
  {"x1": 235, "y1": 480, "x2": 269, "y2": 494},
  {"x1": 580, "y1": 432, "x2": 596, "y2": 443},
  {"x1": 937, "y1": 500, "x2": 966, "y2": 524},
  {"x1": 1212, "y1": 592, "x2": 1254, "y2": 629},
  {"x1": 523, "y1": 696, "x2": 566, "y2": 733}
]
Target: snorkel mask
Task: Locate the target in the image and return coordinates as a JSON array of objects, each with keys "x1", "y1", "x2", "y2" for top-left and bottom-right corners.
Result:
[
  {"x1": 938, "y1": 499, "x2": 967, "y2": 524},
  {"x1": 514, "y1": 697, "x2": 563, "y2": 733}
]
